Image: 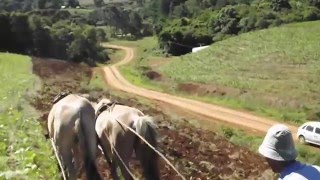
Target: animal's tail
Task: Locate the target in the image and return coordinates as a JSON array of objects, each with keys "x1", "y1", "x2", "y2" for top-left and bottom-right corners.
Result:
[
  {"x1": 134, "y1": 116, "x2": 160, "y2": 180},
  {"x1": 78, "y1": 108, "x2": 101, "y2": 180}
]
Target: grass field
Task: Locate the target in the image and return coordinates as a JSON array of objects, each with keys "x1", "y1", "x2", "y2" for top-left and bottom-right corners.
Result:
[
  {"x1": 115, "y1": 22, "x2": 320, "y2": 125},
  {"x1": 159, "y1": 21, "x2": 320, "y2": 124},
  {"x1": 0, "y1": 53, "x2": 58, "y2": 179}
]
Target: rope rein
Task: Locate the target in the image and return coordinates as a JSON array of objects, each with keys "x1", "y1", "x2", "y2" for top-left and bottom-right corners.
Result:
[
  {"x1": 103, "y1": 131, "x2": 138, "y2": 180},
  {"x1": 50, "y1": 139, "x2": 67, "y2": 180},
  {"x1": 115, "y1": 118, "x2": 186, "y2": 180}
]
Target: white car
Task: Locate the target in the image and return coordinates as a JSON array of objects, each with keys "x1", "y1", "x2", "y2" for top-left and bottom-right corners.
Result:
[{"x1": 297, "y1": 121, "x2": 320, "y2": 146}]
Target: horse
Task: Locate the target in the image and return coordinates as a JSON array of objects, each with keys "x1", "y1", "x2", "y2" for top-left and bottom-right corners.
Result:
[
  {"x1": 48, "y1": 92, "x2": 101, "y2": 180},
  {"x1": 95, "y1": 98, "x2": 160, "y2": 180}
]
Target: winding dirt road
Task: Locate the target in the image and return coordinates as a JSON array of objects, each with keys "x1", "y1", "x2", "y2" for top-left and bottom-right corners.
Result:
[{"x1": 100, "y1": 44, "x2": 298, "y2": 136}]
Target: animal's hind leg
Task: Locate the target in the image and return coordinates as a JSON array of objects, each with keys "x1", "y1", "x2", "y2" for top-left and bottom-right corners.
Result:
[
  {"x1": 114, "y1": 147, "x2": 133, "y2": 180},
  {"x1": 72, "y1": 144, "x2": 81, "y2": 178},
  {"x1": 99, "y1": 135, "x2": 119, "y2": 180},
  {"x1": 59, "y1": 146, "x2": 76, "y2": 180}
]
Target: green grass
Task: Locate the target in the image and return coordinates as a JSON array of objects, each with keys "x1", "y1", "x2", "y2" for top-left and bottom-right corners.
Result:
[
  {"x1": 105, "y1": 48, "x2": 126, "y2": 65},
  {"x1": 86, "y1": 70, "x2": 107, "y2": 91},
  {"x1": 155, "y1": 21, "x2": 320, "y2": 124},
  {"x1": 113, "y1": 29, "x2": 320, "y2": 124},
  {"x1": 67, "y1": 8, "x2": 93, "y2": 15},
  {"x1": 0, "y1": 53, "x2": 59, "y2": 179},
  {"x1": 107, "y1": 24, "x2": 320, "y2": 165}
]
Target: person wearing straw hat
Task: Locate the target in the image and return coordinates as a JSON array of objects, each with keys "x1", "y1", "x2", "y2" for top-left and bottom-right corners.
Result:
[{"x1": 259, "y1": 124, "x2": 320, "y2": 179}]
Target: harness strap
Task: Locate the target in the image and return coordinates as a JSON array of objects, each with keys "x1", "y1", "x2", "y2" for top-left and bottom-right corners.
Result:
[
  {"x1": 52, "y1": 91, "x2": 71, "y2": 104},
  {"x1": 95, "y1": 101, "x2": 124, "y2": 119}
]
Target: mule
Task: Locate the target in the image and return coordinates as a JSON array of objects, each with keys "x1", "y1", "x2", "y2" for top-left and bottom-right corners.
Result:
[
  {"x1": 95, "y1": 98, "x2": 159, "y2": 180},
  {"x1": 48, "y1": 93, "x2": 101, "y2": 180}
]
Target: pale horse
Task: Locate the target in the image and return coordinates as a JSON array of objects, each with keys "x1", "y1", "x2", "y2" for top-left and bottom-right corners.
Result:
[
  {"x1": 48, "y1": 93, "x2": 101, "y2": 180},
  {"x1": 95, "y1": 98, "x2": 160, "y2": 180}
]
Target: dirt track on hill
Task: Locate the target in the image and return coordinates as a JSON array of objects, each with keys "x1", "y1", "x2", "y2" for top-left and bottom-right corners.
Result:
[{"x1": 101, "y1": 44, "x2": 298, "y2": 136}]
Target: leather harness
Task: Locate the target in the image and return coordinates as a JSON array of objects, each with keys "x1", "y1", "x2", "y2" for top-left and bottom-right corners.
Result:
[
  {"x1": 52, "y1": 91, "x2": 71, "y2": 104},
  {"x1": 95, "y1": 101, "x2": 123, "y2": 120}
]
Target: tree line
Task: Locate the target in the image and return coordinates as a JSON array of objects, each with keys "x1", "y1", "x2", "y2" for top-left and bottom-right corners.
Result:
[
  {"x1": 141, "y1": 0, "x2": 320, "y2": 55},
  {"x1": 0, "y1": 11, "x2": 108, "y2": 66}
]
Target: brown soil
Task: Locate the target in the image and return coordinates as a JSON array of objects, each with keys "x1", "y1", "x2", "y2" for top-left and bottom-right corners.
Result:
[
  {"x1": 143, "y1": 70, "x2": 162, "y2": 81},
  {"x1": 30, "y1": 57, "x2": 273, "y2": 179}
]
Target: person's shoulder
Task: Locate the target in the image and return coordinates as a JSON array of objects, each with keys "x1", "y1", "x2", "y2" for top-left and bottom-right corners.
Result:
[
  {"x1": 311, "y1": 164, "x2": 320, "y2": 172},
  {"x1": 280, "y1": 162, "x2": 320, "y2": 180},
  {"x1": 297, "y1": 163, "x2": 320, "y2": 179},
  {"x1": 280, "y1": 172, "x2": 308, "y2": 180}
]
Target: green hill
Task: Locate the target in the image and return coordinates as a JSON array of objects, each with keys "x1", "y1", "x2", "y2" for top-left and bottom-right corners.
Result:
[{"x1": 158, "y1": 21, "x2": 320, "y2": 124}]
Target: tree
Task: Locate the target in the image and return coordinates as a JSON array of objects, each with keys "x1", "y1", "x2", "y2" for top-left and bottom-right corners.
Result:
[
  {"x1": 38, "y1": 0, "x2": 47, "y2": 9},
  {"x1": 160, "y1": 0, "x2": 171, "y2": 15},
  {"x1": 271, "y1": 0, "x2": 291, "y2": 11},
  {"x1": 96, "y1": 28, "x2": 106, "y2": 42},
  {"x1": 93, "y1": 0, "x2": 104, "y2": 7},
  {"x1": 129, "y1": 11, "x2": 143, "y2": 36},
  {"x1": 210, "y1": 6, "x2": 240, "y2": 35},
  {"x1": 0, "y1": 13, "x2": 14, "y2": 51},
  {"x1": 309, "y1": 0, "x2": 320, "y2": 9},
  {"x1": 28, "y1": 15, "x2": 52, "y2": 56},
  {"x1": 67, "y1": 0, "x2": 80, "y2": 7},
  {"x1": 172, "y1": 4, "x2": 189, "y2": 17},
  {"x1": 10, "y1": 13, "x2": 32, "y2": 53}
]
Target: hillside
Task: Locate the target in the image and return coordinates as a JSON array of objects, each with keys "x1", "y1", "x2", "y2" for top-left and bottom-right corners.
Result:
[{"x1": 157, "y1": 21, "x2": 320, "y2": 124}]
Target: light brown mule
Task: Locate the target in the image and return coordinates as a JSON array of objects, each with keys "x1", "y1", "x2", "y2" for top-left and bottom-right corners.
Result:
[
  {"x1": 95, "y1": 98, "x2": 159, "y2": 180},
  {"x1": 48, "y1": 93, "x2": 101, "y2": 180}
]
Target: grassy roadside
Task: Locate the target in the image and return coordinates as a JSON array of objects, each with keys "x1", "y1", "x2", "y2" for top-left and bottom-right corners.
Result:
[{"x1": 0, "y1": 53, "x2": 58, "y2": 179}]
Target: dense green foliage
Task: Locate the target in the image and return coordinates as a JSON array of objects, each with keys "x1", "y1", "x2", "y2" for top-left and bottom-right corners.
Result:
[
  {"x1": 142, "y1": 0, "x2": 320, "y2": 55},
  {"x1": 0, "y1": 0, "x2": 83, "y2": 12},
  {"x1": 87, "y1": 5, "x2": 152, "y2": 38},
  {"x1": 6, "y1": 0, "x2": 320, "y2": 56},
  {"x1": 0, "y1": 11, "x2": 108, "y2": 65}
]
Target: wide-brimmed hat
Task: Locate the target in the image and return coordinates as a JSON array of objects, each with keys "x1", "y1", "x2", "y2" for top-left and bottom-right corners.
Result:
[{"x1": 259, "y1": 124, "x2": 297, "y2": 161}]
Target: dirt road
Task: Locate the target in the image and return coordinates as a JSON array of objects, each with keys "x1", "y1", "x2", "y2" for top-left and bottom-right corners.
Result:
[{"x1": 101, "y1": 44, "x2": 298, "y2": 136}]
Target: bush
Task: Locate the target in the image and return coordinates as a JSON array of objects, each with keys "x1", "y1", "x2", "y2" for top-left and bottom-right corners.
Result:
[
  {"x1": 221, "y1": 127, "x2": 235, "y2": 139},
  {"x1": 303, "y1": 6, "x2": 320, "y2": 20},
  {"x1": 271, "y1": 0, "x2": 291, "y2": 11},
  {"x1": 308, "y1": 0, "x2": 320, "y2": 9},
  {"x1": 255, "y1": 17, "x2": 271, "y2": 29}
]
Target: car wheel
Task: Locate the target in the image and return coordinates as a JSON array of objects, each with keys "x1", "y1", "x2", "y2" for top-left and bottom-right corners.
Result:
[{"x1": 299, "y1": 135, "x2": 306, "y2": 144}]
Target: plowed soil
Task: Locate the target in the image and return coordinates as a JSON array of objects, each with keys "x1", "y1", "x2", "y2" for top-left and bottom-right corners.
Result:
[{"x1": 31, "y1": 57, "x2": 273, "y2": 179}]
